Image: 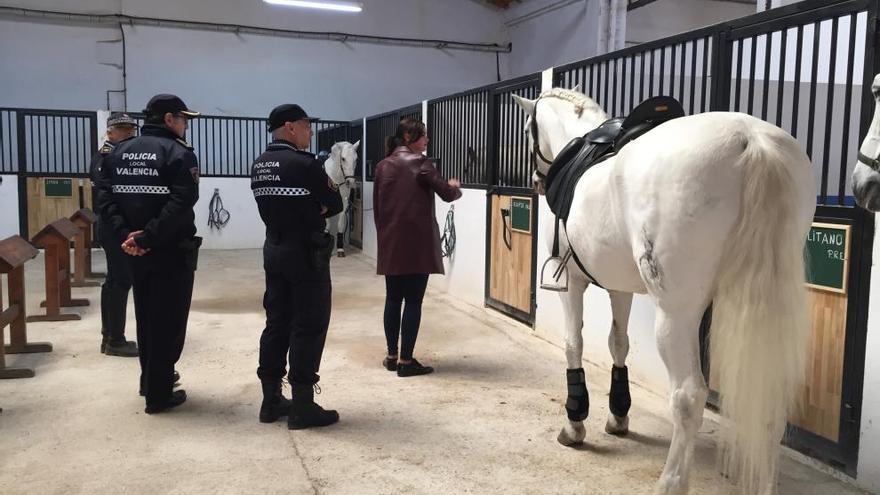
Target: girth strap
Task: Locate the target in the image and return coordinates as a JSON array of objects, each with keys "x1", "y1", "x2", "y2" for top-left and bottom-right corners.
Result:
[{"x1": 556, "y1": 217, "x2": 604, "y2": 290}]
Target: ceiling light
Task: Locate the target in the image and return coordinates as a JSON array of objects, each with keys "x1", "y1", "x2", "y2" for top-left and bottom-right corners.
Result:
[{"x1": 263, "y1": 0, "x2": 363, "y2": 13}]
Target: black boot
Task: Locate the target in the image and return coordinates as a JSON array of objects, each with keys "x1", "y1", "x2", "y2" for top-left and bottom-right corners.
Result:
[
  {"x1": 288, "y1": 383, "x2": 339, "y2": 430},
  {"x1": 259, "y1": 380, "x2": 292, "y2": 424},
  {"x1": 104, "y1": 339, "x2": 139, "y2": 357}
]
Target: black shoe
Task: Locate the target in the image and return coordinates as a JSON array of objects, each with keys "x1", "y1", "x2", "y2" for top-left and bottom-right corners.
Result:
[
  {"x1": 259, "y1": 380, "x2": 292, "y2": 424},
  {"x1": 103, "y1": 340, "x2": 139, "y2": 357},
  {"x1": 288, "y1": 383, "x2": 339, "y2": 430},
  {"x1": 397, "y1": 359, "x2": 434, "y2": 377},
  {"x1": 382, "y1": 356, "x2": 398, "y2": 371},
  {"x1": 139, "y1": 370, "x2": 182, "y2": 396},
  {"x1": 144, "y1": 390, "x2": 187, "y2": 414}
]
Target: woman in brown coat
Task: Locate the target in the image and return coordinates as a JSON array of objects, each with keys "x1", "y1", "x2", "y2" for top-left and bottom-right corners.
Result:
[{"x1": 373, "y1": 118, "x2": 461, "y2": 377}]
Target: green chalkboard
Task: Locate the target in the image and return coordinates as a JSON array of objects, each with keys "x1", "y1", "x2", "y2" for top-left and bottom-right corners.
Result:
[
  {"x1": 805, "y1": 223, "x2": 850, "y2": 294},
  {"x1": 44, "y1": 178, "x2": 72, "y2": 197},
  {"x1": 510, "y1": 197, "x2": 531, "y2": 233}
]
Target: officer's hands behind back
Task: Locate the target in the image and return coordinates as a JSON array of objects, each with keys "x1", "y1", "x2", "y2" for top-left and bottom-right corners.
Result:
[{"x1": 122, "y1": 230, "x2": 151, "y2": 256}]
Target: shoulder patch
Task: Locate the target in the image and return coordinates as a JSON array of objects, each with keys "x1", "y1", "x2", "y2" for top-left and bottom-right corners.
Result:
[
  {"x1": 175, "y1": 137, "x2": 194, "y2": 150},
  {"x1": 99, "y1": 144, "x2": 113, "y2": 154}
]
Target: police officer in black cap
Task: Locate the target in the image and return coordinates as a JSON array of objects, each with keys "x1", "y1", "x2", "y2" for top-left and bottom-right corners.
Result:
[
  {"x1": 90, "y1": 112, "x2": 139, "y2": 357},
  {"x1": 96, "y1": 94, "x2": 201, "y2": 414},
  {"x1": 251, "y1": 104, "x2": 343, "y2": 429}
]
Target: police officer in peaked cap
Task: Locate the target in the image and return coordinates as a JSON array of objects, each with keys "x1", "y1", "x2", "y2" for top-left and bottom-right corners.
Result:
[
  {"x1": 95, "y1": 94, "x2": 202, "y2": 414},
  {"x1": 90, "y1": 112, "x2": 139, "y2": 358},
  {"x1": 251, "y1": 103, "x2": 343, "y2": 429}
]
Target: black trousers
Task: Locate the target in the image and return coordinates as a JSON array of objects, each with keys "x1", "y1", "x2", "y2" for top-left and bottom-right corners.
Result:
[
  {"x1": 131, "y1": 248, "x2": 196, "y2": 406},
  {"x1": 383, "y1": 274, "x2": 429, "y2": 360},
  {"x1": 97, "y1": 220, "x2": 132, "y2": 342},
  {"x1": 257, "y1": 239, "x2": 332, "y2": 386}
]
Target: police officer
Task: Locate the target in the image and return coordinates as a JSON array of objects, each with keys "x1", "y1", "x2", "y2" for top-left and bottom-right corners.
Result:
[
  {"x1": 96, "y1": 94, "x2": 201, "y2": 414},
  {"x1": 89, "y1": 112, "x2": 139, "y2": 357},
  {"x1": 251, "y1": 104, "x2": 342, "y2": 429}
]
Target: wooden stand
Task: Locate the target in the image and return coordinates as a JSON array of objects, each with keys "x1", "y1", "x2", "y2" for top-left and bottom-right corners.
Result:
[
  {"x1": 0, "y1": 236, "x2": 52, "y2": 378},
  {"x1": 27, "y1": 218, "x2": 88, "y2": 322},
  {"x1": 69, "y1": 208, "x2": 102, "y2": 286}
]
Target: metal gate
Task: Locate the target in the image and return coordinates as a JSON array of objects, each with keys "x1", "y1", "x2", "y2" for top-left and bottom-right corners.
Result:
[
  {"x1": 364, "y1": 104, "x2": 422, "y2": 181},
  {"x1": 2, "y1": 109, "x2": 99, "y2": 239},
  {"x1": 553, "y1": 0, "x2": 877, "y2": 474},
  {"x1": 485, "y1": 75, "x2": 541, "y2": 325}
]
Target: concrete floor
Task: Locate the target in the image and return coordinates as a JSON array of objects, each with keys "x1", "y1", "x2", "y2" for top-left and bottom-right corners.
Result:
[{"x1": 0, "y1": 249, "x2": 869, "y2": 495}]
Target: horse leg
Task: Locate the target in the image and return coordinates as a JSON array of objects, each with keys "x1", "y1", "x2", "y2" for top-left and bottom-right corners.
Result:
[
  {"x1": 557, "y1": 277, "x2": 589, "y2": 446},
  {"x1": 653, "y1": 304, "x2": 709, "y2": 495},
  {"x1": 336, "y1": 195, "x2": 348, "y2": 257},
  {"x1": 605, "y1": 290, "x2": 633, "y2": 435}
]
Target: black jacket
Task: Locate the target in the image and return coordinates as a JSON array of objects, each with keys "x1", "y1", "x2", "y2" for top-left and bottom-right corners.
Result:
[
  {"x1": 89, "y1": 140, "x2": 115, "y2": 216},
  {"x1": 96, "y1": 124, "x2": 199, "y2": 250},
  {"x1": 250, "y1": 139, "x2": 342, "y2": 239}
]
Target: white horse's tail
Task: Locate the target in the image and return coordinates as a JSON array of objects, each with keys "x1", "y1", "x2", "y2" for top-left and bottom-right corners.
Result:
[{"x1": 709, "y1": 126, "x2": 812, "y2": 493}]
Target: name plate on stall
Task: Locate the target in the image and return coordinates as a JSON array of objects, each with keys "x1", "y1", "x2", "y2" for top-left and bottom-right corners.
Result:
[
  {"x1": 805, "y1": 222, "x2": 850, "y2": 294},
  {"x1": 44, "y1": 178, "x2": 72, "y2": 197},
  {"x1": 510, "y1": 197, "x2": 531, "y2": 234}
]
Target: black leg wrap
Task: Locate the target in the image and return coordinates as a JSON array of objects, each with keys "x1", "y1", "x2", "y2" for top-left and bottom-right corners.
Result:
[
  {"x1": 565, "y1": 368, "x2": 589, "y2": 421},
  {"x1": 609, "y1": 365, "x2": 631, "y2": 418}
]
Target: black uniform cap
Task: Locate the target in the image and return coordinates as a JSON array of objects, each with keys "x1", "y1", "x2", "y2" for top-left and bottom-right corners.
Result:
[
  {"x1": 268, "y1": 104, "x2": 319, "y2": 132},
  {"x1": 144, "y1": 94, "x2": 200, "y2": 119},
  {"x1": 107, "y1": 112, "x2": 138, "y2": 128}
]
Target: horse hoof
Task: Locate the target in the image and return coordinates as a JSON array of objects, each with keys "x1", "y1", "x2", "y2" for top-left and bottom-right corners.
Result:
[
  {"x1": 337, "y1": 251, "x2": 346, "y2": 258},
  {"x1": 605, "y1": 414, "x2": 629, "y2": 436},
  {"x1": 557, "y1": 423, "x2": 586, "y2": 446}
]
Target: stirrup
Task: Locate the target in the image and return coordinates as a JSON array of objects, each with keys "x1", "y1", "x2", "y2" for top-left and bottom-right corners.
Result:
[{"x1": 540, "y1": 249, "x2": 573, "y2": 292}]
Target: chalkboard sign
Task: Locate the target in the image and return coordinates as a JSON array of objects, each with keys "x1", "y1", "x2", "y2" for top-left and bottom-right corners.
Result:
[
  {"x1": 510, "y1": 197, "x2": 531, "y2": 233},
  {"x1": 44, "y1": 178, "x2": 72, "y2": 197},
  {"x1": 805, "y1": 222, "x2": 850, "y2": 294}
]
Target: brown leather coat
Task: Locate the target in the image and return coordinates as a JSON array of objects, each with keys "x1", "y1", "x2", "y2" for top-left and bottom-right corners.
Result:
[{"x1": 374, "y1": 146, "x2": 461, "y2": 275}]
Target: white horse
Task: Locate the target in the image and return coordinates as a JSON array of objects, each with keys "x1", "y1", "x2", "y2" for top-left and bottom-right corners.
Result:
[
  {"x1": 512, "y1": 88, "x2": 816, "y2": 495},
  {"x1": 324, "y1": 140, "x2": 360, "y2": 257},
  {"x1": 853, "y1": 74, "x2": 880, "y2": 211}
]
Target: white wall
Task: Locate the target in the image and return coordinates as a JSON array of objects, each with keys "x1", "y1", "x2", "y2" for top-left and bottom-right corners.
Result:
[
  {"x1": 0, "y1": 20, "x2": 120, "y2": 110},
  {"x1": 192, "y1": 177, "x2": 265, "y2": 250},
  {"x1": 858, "y1": 217, "x2": 880, "y2": 492},
  {"x1": 503, "y1": 0, "x2": 602, "y2": 78},
  {"x1": 0, "y1": 0, "x2": 508, "y2": 117},
  {"x1": 626, "y1": 0, "x2": 755, "y2": 47},
  {"x1": 0, "y1": 174, "x2": 19, "y2": 239},
  {"x1": 430, "y1": 189, "x2": 487, "y2": 308},
  {"x1": 361, "y1": 181, "x2": 377, "y2": 260}
]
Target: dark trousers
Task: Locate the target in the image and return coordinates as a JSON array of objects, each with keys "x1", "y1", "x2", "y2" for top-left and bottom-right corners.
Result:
[
  {"x1": 257, "y1": 239, "x2": 332, "y2": 386},
  {"x1": 131, "y1": 249, "x2": 196, "y2": 406},
  {"x1": 98, "y1": 220, "x2": 132, "y2": 342},
  {"x1": 383, "y1": 274, "x2": 429, "y2": 360}
]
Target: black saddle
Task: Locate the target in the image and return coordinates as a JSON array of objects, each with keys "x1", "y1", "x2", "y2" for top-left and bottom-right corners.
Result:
[{"x1": 545, "y1": 96, "x2": 685, "y2": 222}]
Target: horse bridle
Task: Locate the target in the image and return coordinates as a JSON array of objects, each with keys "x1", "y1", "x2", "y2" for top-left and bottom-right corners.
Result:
[
  {"x1": 329, "y1": 154, "x2": 357, "y2": 188},
  {"x1": 858, "y1": 149, "x2": 880, "y2": 172},
  {"x1": 530, "y1": 95, "x2": 555, "y2": 182}
]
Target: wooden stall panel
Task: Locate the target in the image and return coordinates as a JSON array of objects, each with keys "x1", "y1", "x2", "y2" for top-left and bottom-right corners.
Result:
[
  {"x1": 488, "y1": 194, "x2": 532, "y2": 315},
  {"x1": 789, "y1": 288, "x2": 847, "y2": 442},
  {"x1": 26, "y1": 177, "x2": 91, "y2": 239}
]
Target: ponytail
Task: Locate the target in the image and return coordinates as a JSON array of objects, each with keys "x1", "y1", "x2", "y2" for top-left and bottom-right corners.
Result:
[{"x1": 385, "y1": 118, "x2": 426, "y2": 157}]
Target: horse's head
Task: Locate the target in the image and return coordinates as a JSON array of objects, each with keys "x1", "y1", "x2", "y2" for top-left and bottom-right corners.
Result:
[
  {"x1": 329, "y1": 140, "x2": 360, "y2": 187},
  {"x1": 853, "y1": 74, "x2": 880, "y2": 211},
  {"x1": 512, "y1": 86, "x2": 607, "y2": 195}
]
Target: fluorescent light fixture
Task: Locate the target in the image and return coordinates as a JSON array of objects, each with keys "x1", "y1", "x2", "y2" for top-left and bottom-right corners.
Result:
[{"x1": 263, "y1": 0, "x2": 363, "y2": 13}]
